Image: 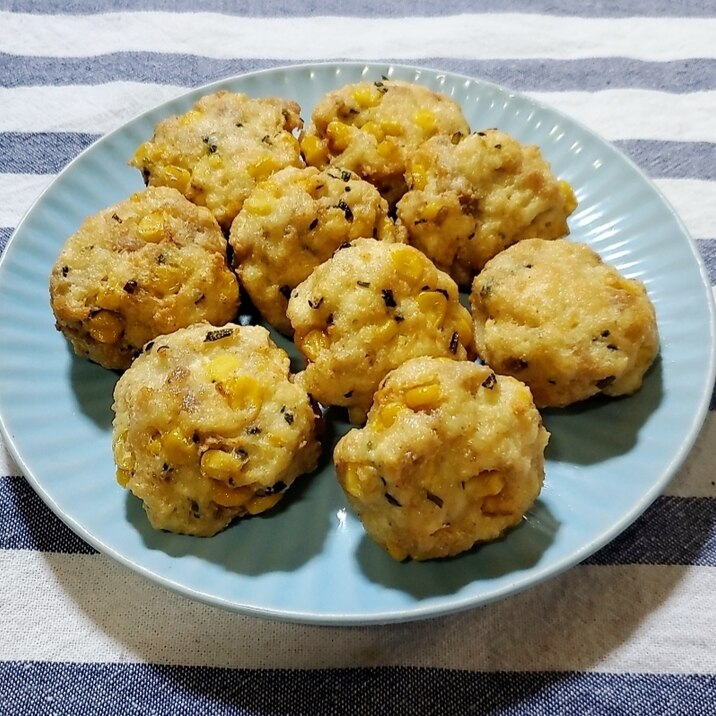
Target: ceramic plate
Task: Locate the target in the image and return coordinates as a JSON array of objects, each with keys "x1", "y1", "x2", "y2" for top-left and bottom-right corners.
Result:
[{"x1": 0, "y1": 63, "x2": 713, "y2": 624}]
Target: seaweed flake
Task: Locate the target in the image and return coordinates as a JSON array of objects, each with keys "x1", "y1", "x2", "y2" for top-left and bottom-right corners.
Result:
[
  {"x1": 382, "y1": 289, "x2": 397, "y2": 308},
  {"x1": 385, "y1": 492, "x2": 402, "y2": 507},
  {"x1": 204, "y1": 328, "x2": 234, "y2": 342},
  {"x1": 336, "y1": 200, "x2": 354, "y2": 222},
  {"x1": 449, "y1": 331, "x2": 460, "y2": 354},
  {"x1": 426, "y1": 491, "x2": 444, "y2": 508}
]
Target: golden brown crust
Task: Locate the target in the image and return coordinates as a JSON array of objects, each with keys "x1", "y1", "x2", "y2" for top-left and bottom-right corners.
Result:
[
  {"x1": 130, "y1": 90, "x2": 303, "y2": 230},
  {"x1": 300, "y1": 80, "x2": 470, "y2": 206},
  {"x1": 286, "y1": 238, "x2": 475, "y2": 422},
  {"x1": 470, "y1": 238, "x2": 660, "y2": 407},
  {"x1": 49, "y1": 186, "x2": 240, "y2": 370},
  {"x1": 396, "y1": 129, "x2": 577, "y2": 286},
  {"x1": 112, "y1": 322, "x2": 322, "y2": 536},
  {"x1": 230, "y1": 166, "x2": 405, "y2": 335},
  {"x1": 333, "y1": 357, "x2": 548, "y2": 561}
]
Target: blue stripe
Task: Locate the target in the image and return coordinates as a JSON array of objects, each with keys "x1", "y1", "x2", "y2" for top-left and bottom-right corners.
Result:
[
  {"x1": 696, "y1": 239, "x2": 716, "y2": 286},
  {"x1": 0, "y1": 664, "x2": 713, "y2": 716},
  {"x1": 2, "y1": 54, "x2": 716, "y2": 93},
  {"x1": 0, "y1": 476, "x2": 96, "y2": 554},
  {"x1": 584, "y1": 497, "x2": 716, "y2": 566},
  {"x1": 2, "y1": 133, "x2": 715, "y2": 182},
  {"x1": 0, "y1": 227, "x2": 11, "y2": 255},
  {"x1": 0, "y1": 132, "x2": 98, "y2": 174},
  {"x1": 2, "y1": 475, "x2": 714, "y2": 564},
  {"x1": 613, "y1": 141, "x2": 716, "y2": 181},
  {"x1": 1, "y1": 0, "x2": 714, "y2": 17}
]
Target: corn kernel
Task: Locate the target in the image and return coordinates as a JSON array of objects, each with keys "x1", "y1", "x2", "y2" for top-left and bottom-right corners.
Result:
[
  {"x1": 152, "y1": 264, "x2": 181, "y2": 295},
  {"x1": 326, "y1": 121, "x2": 352, "y2": 152},
  {"x1": 339, "y1": 467, "x2": 360, "y2": 497},
  {"x1": 96, "y1": 287, "x2": 124, "y2": 311},
  {"x1": 222, "y1": 375, "x2": 264, "y2": 414},
  {"x1": 147, "y1": 432, "x2": 162, "y2": 456},
  {"x1": 178, "y1": 109, "x2": 202, "y2": 126},
  {"x1": 559, "y1": 179, "x2": 578, "y2": 214},
  {"x1": 210, "y1": 482, "x2": 253, "y2": 508},
  {"x1": 381, "y1": 119, "x2": 403, "y2": 136},
  {"x1": 113, "y1": 438, "x2": 134, "y2": 471},
  {"x1": 157, "y1": 165, "x2": 191, "y2": 193},
  {"x1": 136, "y1": 211, "x2": 167, "y2": 243},
  {"x1": 421, "y1": 201, "x2": 446, "y2": 222},
  {"x1": 404, "y1": 383, "x2": 442, "y2": 410},
  {"x1": 465, "y1": 470, "x2": 505, "y2": 499},
  {"x1": 360, "y1": 121, "x2": 384, "y2": 142},
  {"x1": 351, "y1": 86, "x2": 381, "y2": 108},
  {"x1": 130, "y1": 142, "x2": 153, "y2": 168},
  {"x1": 374, "y1": 318, "x2": 399, "y2": 343},
  {"x1": 390, "y1": 245, "x2": 425, "y2": 283},
  {"x1": 454, "y1": 311, "x2": 474, "y2": 346},
  {"x1": 414, "y1": 110, "x2": 438, "y2": 135},
  {"x1": 248, "y1": 154, "x2": 279, "y2": 182},
  {"x1": 482, "y1": 494, "x2": 509, "y2": 515},
  {"x1": 200, "y1": 449, "x2": 247, "y2": 482},
  {"x1": 243, "y1": 190, "x2": 273, "y2": 216},
  {"x1": 116, "y1": 468, "x2": 131, "y2": 487},
  {"x1": 300, "y1": 329, "x2": 329, "y2": 361},
  {"x1": 416, "y1": 290, "x2": 448, "y2": 321},
  {"x1": 409, "y1": 162, "x2": 428, "y2": 190},
  {"x1": 206, "y1": 353, "x2": 242, "y2": 383},
  {"x1": 87, "y1": 310, "x2": 124, "y2": 344},
  {"x1": 376, "y1": 139, "x2": 400, "y2": 161},
  {"x1": 162, "y1": 428, "x2": 195, "y2": 465},
  {"x1": 301, "y1": 134, "x2": 329, "y2": 166},
  {"x1": 374, "y1": 402, "x2": 402, "y2": 430},
  {"x1": 246, "y1": 493, "x2": 282, "y2": 515}
]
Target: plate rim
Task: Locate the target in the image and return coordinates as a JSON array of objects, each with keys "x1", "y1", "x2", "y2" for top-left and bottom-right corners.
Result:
[{"x1": 1, "y1": 60, "x2": 715, "y2": 625}]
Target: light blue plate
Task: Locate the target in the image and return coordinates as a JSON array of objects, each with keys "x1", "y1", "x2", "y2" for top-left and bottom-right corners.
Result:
[{"x1": 0, "y1": 63, "x2": 714, "y2": 625}]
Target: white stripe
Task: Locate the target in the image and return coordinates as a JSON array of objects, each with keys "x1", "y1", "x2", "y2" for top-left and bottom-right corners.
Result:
[
  {"x1": 528, "y1": 90, "x2": 716, "y2": 143},
  {"x1": 654, "y1": 179, "x2": 716, "y2": 239},
  {"x1": 0, "y1": 550, "x2": 713, "y2": 672},
  {"x1": 0, "y1": 443, "x2": 20, "y2": 478},
  {"x1": 0, "y1": 84, "x2": 186, "y2": 134},
  {"x1": 0, "y1": 174, "x2": 53, "y2": 227},
  {"x1": 2, "y1": 12, "x2": 716, "y2": 60},
  {"x1": 3, "y1": 84, "x2": 716, "y2": 144},
  {"x1": 664, "y1": 412, "x2": 716, "y2": 498}
]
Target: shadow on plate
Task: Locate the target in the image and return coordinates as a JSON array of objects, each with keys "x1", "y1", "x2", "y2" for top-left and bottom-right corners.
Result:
[
  {"x1": 355, "y1": 500, "x2": 559, "y2": 599},
  {"x1": 68, "y1": 350, "x2": 119, "y2": 430},
  {"x1": 542, "y1": 356, "x2": 663, "y2": 466},
  {"x1": 124, "y1": 416, "x2": 348, "y2": 575}
]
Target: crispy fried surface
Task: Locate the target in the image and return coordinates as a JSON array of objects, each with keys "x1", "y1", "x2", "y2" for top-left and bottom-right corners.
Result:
[
  {"x1": 470, "y1": 238, "x2": 659, "y2": 407},
  {"x1": 50, "y1": 186, "x2": 239, "y2": 370},
  {"x1": 287, "y1": 238, "x2": 475, "y2": 422},
  {"x1": 112, "y1": 322, "x2": 322, "y2": 536},
  {"x1": 334, "y1": 357, "x2": 548, "y2": 561},
  {"x1": 230, "y1": 166, "x2": 405, "y2": 334}
]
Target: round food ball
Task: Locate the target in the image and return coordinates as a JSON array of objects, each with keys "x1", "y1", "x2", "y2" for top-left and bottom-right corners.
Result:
[
  {"x1": 230, "y1": 165, "x2": 406, "y2": 335},
  {"x1": 286, "y1": 239, "x2": 475, "y2": 423},
  {"x1": 396, "y1": 129, "x2": 577, "y2": 286},
  {"x1": 333, "y1": 357, "x2": 549, "y2": 561},
  {"x1": 300, "y1": 80, "x2": 470, "y2": 206},
  {"x1": 130, "y1": 90, "x2": 303, "y2": 231},
  {"x1": 112, "y1": 322, "x2": 322, "y2": 537},
  {"x1": 49, "y1": 186, "x2": 240, "y2": 370},
  {"x1": 470, "y1": 238, "x2": 660, "y2": 408}
]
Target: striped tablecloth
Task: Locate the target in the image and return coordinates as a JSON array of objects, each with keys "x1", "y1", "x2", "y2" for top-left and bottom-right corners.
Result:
[{"x1": 1, "y1": 2, "x2": 715, "y2": 713}]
